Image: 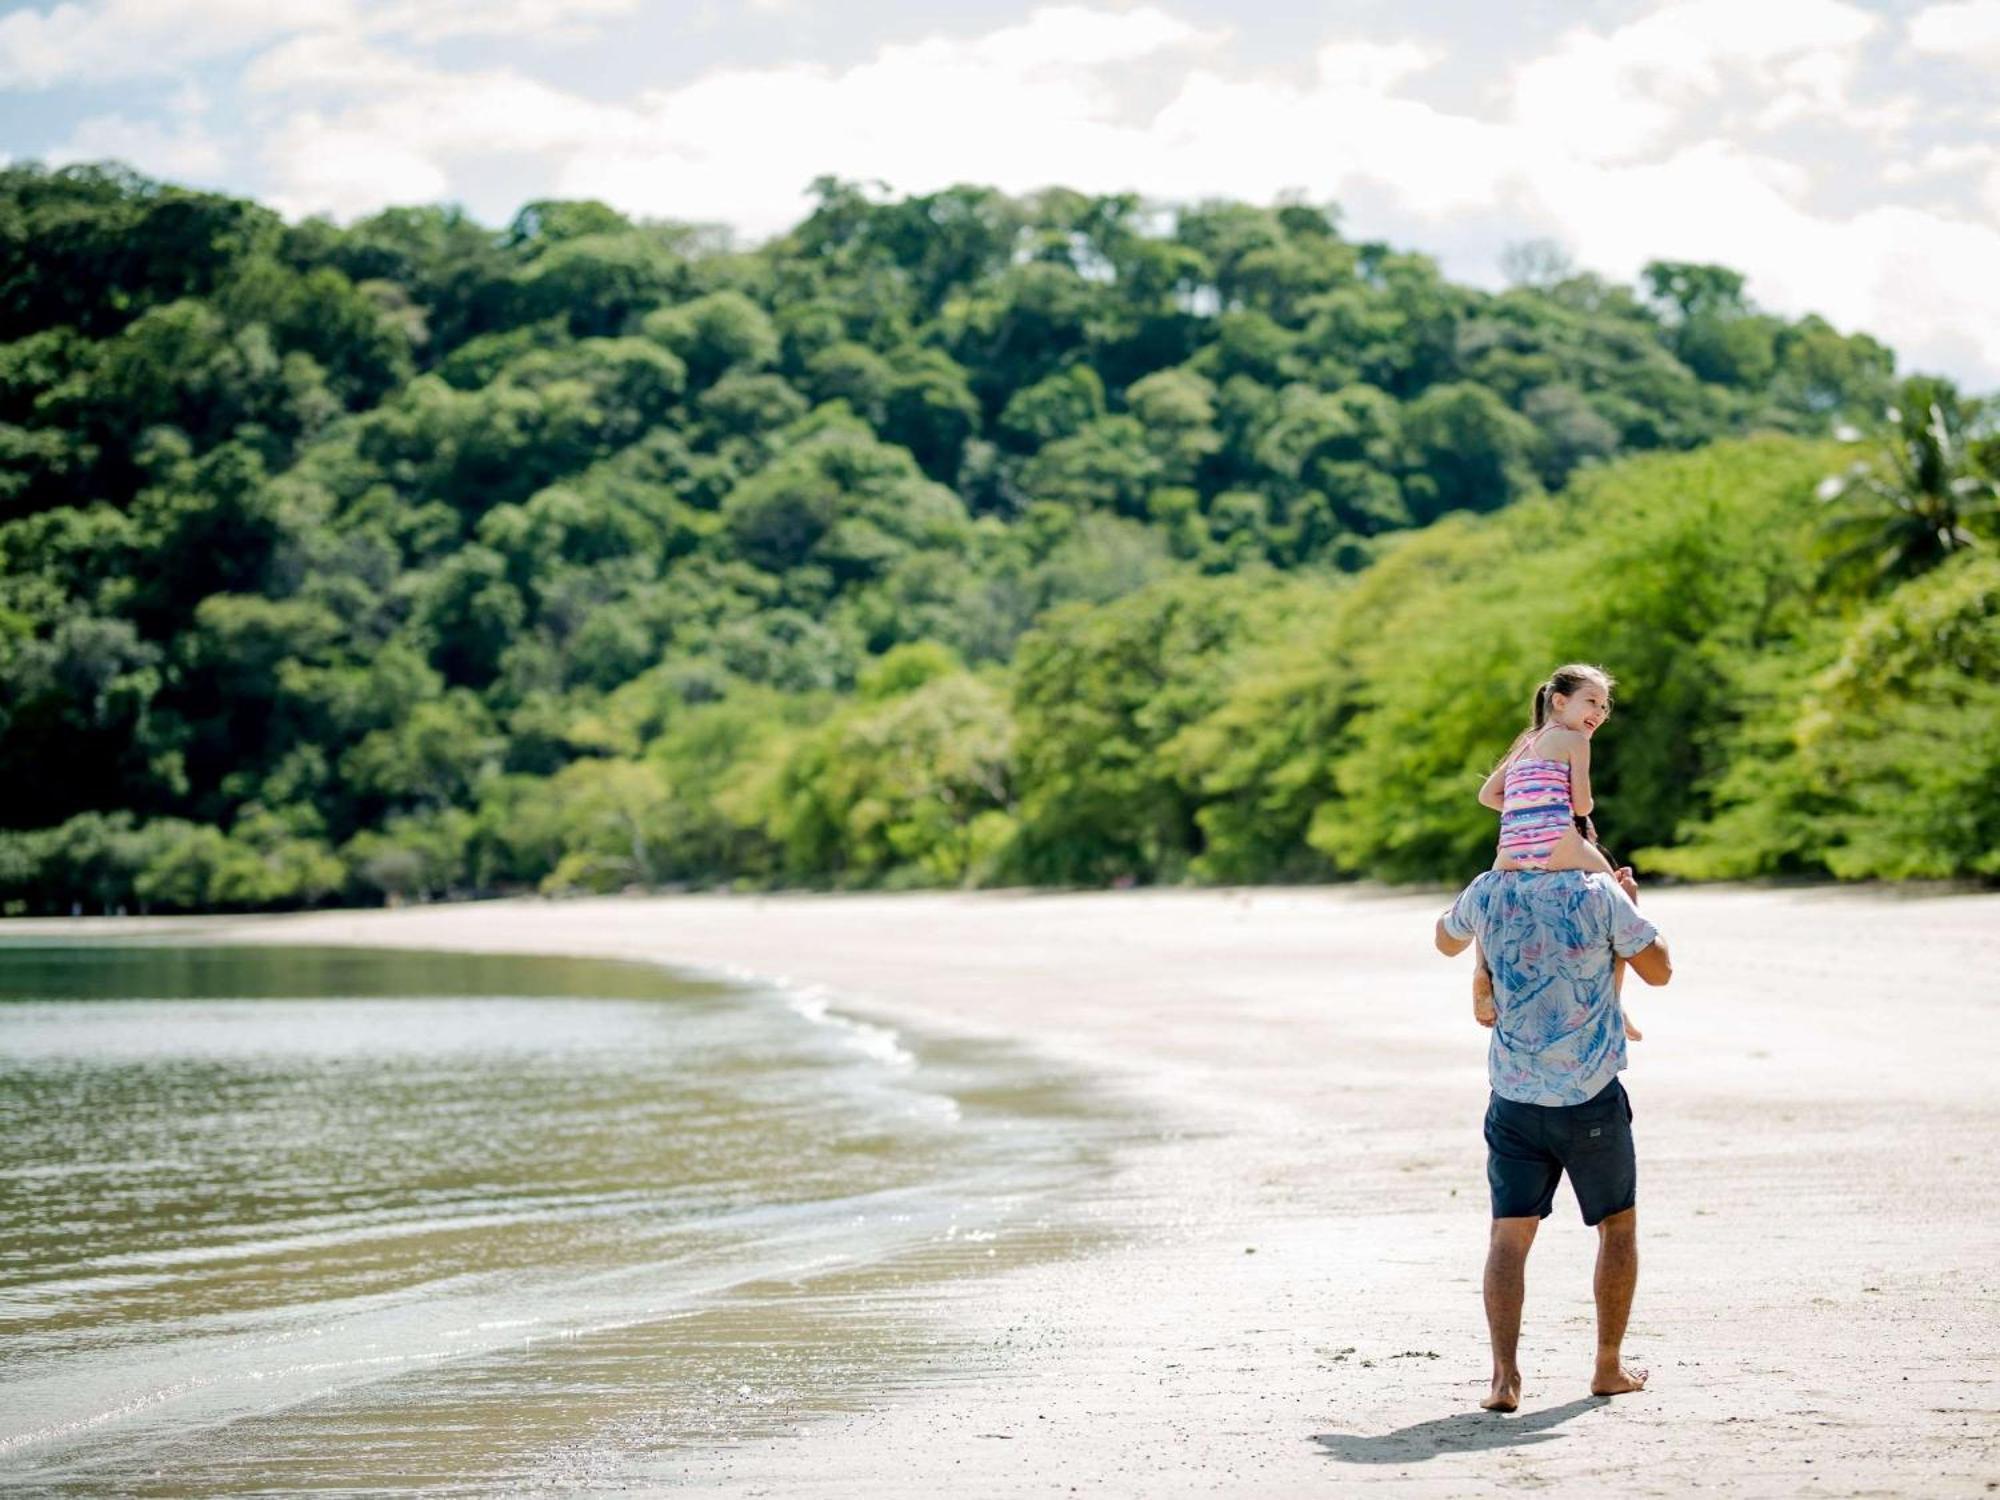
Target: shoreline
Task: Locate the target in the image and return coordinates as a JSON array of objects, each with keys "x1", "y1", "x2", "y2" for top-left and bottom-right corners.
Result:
[{"x1": 9, "y1": 885, "x2": 2000, "y2": 1495}]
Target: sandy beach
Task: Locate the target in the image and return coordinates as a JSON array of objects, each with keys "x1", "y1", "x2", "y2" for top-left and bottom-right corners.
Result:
[{"x1": 14, "y1": 884, "x2": 1999, "y2": 1496}]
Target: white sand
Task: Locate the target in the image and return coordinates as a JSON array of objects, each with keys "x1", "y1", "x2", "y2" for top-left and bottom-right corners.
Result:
[{"x1": 17, "y1": 885, "x2": 2000, "y2": 1495}]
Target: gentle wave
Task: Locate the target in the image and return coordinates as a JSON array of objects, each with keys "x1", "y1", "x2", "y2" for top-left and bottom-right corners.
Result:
[
  {"x1": 0, "y1": 1168, "x2": 1049, "y2": 1461},
  {"x1": 0, "y1": 945, "x2": 1114, "y2": 1492}
]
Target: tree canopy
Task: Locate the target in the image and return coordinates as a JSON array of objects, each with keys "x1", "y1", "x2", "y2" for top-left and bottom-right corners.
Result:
[{"x1": 0, "y1": 162, "x2": 1988, "y2": 913}]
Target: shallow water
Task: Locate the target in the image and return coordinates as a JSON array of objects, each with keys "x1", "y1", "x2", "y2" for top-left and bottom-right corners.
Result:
[{"x1": 0, "y1": 946, "x2": 1118, "y2": 1493}]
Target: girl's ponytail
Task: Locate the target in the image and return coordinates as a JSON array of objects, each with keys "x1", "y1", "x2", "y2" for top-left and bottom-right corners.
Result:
[
  {"x1": 1532, "y1": 664, "x2": 1612, "y2": 733},
  {"x1": 1494, "y1": 663, "x2": 1615, "y2": 778}
]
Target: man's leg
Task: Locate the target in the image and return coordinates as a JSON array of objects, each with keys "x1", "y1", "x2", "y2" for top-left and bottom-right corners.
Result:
[
  {"x1": 1591, "y1": 1207, "x2": 1647, "y2": 1395},
  {"x1": 1483, "y1": 1094, "x2": 1560, "y2": 1413},
  {"x1": 1483, "y1": 1216, "x2": 1538, "y2": 1411}
]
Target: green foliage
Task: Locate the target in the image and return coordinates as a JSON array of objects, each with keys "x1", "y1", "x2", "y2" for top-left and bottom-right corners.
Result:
[
  {"x1": 999, "y1": 365, "x2": 1105, "y2": 450},
  {"x1": 858, "y1": 640, "x2": 963, "y2": 699},
  {"x1": 0, "y1": 164, "x2": 1983, "y2": 909},
  {"x1": 1650, "y1": 552, "x2": 2000, "y2": 880},
  {"x1": 343, "y1": 808, "x2": 477, "y2": 902},
  {"x1": 1303, "y1": 441, "x2": 1831, "y2": 877},
  {"x1": 508, "y1": 758, "x2": 678, "y2": 894},
  {"x1": 0, "y1": 806, "x2": 341, "y2": 914},
  {"x1": 719, "y1": 418, "x2": 969, "y2": 580},
  {"x1": 1018, "y1": 414, "x2": 1161, "y2": 517},
  {"x1": 1399, "y1": 382, "x2": 1541, "y2": 521},
  {"x1": 1009, "y1": 576, "x2": 1298, "y2": 883},
  {"x1": 754, "y1": 669, "x2": 1014, "y2": 885},
  {"x1": 514, "y1": 229, "x2": 685, "y2": 337},
  {"x1": 1813, "y1": 376, "x2": 1999, "y2": 593},
  {"x1": 342, "y1": 690, "x2": 505, "y2": 811},
  {"x1": 642, "y1": 290, "x2": 778, "y2": 386},
  {"x1": 880, "y1": 346, "x2": 981, "y2": 479},
  {"x1": 0, "y1": 164, "x2": 280, "y2": 341}
]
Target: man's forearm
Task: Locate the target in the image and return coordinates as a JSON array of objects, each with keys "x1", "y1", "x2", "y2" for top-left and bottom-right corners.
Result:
[
  {"x1": 1626, "y1": 937, "x2": 1672, "y2": 985},
  {"x1": 1435, "y1": 916, "x2": 1473, "y2": 957}
]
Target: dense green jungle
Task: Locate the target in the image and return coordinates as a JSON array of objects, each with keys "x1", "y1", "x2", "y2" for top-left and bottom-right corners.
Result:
[{"x1": 0, "y1": 165, "x2": 1993, "y2": 913}]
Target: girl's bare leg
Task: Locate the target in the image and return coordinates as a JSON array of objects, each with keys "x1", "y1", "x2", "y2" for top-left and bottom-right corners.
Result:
[{"x1": 1540, "y1": 826, "x2": 1614, "y2": 874}]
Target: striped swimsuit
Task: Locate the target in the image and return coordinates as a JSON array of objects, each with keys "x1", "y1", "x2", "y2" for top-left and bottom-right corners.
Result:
[{"x1": 1496, "y1": 754, "x2": 1574, "y2": 870}]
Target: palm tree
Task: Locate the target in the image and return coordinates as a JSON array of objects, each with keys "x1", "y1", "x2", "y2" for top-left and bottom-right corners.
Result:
[{"x1": 1816, "y1": 377, "x2": 1999, "y2": 592}]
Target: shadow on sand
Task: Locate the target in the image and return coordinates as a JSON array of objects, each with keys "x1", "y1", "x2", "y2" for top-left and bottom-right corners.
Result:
[{"x1": 1313, "y1": 1396, "x2": 1605, "y2": 1463}]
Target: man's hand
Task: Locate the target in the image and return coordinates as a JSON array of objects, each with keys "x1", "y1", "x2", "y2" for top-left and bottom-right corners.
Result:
[
  {"x1": 1472, "y1": 961, "x2": 1497, "y2": 1027},
  {"x1": 1614, "y1": 865, "x2": 1638, "y2": 904}
]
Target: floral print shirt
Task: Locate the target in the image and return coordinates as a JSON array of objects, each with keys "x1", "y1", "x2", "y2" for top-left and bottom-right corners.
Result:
[{"x1": 1443, "y1": 870, "x2": 1661, "y2": 1106}]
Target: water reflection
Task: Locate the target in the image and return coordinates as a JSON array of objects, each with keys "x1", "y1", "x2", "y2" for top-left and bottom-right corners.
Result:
[{"x1": 0, "y1": 946, "x2": 1115, "y2": 1493}]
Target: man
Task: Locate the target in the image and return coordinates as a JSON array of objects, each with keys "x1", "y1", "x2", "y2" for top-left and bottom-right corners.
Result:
[{"x1": 1434, "y1": 863, "x2": 1673, "y2": 1413}]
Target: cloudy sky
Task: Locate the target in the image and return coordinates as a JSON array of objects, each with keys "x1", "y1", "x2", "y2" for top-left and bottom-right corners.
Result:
[{"x1": 3, "y1": 0, "x2": 1998, "y2": 387}]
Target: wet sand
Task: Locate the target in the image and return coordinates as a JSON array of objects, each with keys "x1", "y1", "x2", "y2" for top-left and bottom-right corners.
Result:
[{"x1": 16, "y1": 885, "x2": 1999, "y2": 1496}]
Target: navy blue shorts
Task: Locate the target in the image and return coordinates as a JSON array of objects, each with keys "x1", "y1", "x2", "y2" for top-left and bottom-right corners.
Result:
[{"x1": 1484, "y1": 1078, "x2": 1636, "y2": 1226}]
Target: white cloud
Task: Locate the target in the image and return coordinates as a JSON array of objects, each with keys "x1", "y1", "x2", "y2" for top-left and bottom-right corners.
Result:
[
  {"x1": 246, "y1": 30, "x2": 628, "y2": 151},
  {"x1": 1875, "y1": 141, "x2": 2000, "y2": 236},
  {"x1": 0, "y1": 0, "x2": 631, "y2": 87},
  {"x1": 362, "y1": 0, "x2": 639, "y2": 44},
  {"x1": 1310, "y1": 38, "x2": 1439, "y2": 95},
  {"x1": 0, "y1": 0, "x2": 345, "y2": 88},
  {"x1": 1882, "y1": 141, "x2": 1996, "y2": 184},
  {"x1": 261, "y1": 112, "x2": 451, "y2": 220},
  {"x1": 1513, "y1": 141, "x2": 2000, "y2": 377},
  {"x1": 45, "y1": 73, "x2": 227, "y2": 179},
  {"x1": 1510, "y1": 0, "x2": 1881, "y2": 161},
  {"x1": 48, "y1": 111, "x2": 228, "y2": 179},
  {"x1": 950, "y1": 3, "x2": 1217, "y2": 67},
  {"x1": 245, "y1": 30, "x2": 640, "y2": 218},
  {"x1": 1907, "y1": 0, "x2": 2000, "y2": 67},
  {"x1": 252, "y1": 6, "x2": 1228, "y2": 231},
  {"x1": 558, "y1": 8, "x2": 1227, "y2": 230},
  {"x1": 242, "y1": 27, "x2": 423, "y2": 95}
]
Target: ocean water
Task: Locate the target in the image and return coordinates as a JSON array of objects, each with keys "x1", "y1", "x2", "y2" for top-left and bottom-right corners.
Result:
[{"x1": 0, "y1": 945, "x2": 1116, "y2": 1494}]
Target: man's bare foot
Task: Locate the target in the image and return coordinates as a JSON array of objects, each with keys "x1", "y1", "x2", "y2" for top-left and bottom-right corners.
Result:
[
  {"x1": 1481, "y1": 1372, "x2": 1521, "y2": 1412},
  {"x1": 1591, "y1": 1364, "x2": 1648, "y2": 1396}
]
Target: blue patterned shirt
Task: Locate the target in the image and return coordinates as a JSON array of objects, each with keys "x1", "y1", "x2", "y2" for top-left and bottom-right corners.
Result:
[{"x1": 1442, "y1": 870, "x2": 1661, "y2": 1106}]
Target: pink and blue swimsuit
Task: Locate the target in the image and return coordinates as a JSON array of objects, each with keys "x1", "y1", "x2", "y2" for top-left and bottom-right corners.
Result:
[{"x1": 1496, "y1": 755, "x2": 1573, "y2": 870}]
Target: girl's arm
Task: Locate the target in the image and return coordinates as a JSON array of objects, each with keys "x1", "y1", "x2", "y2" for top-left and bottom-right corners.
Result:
[
  {"x1": 1568, "y1": 732, "x2": 1595, "y2": 816},
  {"x1": 1478, "y1": 730, "x2": 1531, "y2": 810}
]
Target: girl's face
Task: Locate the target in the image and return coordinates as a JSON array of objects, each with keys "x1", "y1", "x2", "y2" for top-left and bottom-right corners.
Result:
[{"x1": 1550, "y1": 680, "x2": 1611, "y2": 736}]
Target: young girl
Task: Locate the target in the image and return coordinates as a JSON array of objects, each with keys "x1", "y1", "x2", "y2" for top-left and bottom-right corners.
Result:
[{"x1": 1469, "y1": 663, "x2": 1642, "y2": 1039}]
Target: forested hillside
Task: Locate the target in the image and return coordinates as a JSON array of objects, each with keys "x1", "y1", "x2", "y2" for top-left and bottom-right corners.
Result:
[{"x1": 0, "y1": 164, "x2": 1991, "y2": 912}]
